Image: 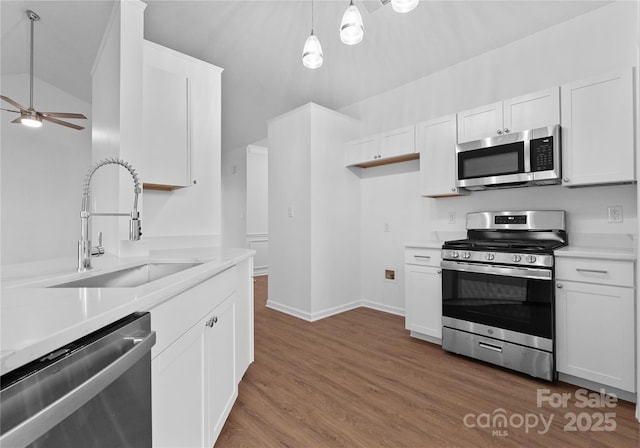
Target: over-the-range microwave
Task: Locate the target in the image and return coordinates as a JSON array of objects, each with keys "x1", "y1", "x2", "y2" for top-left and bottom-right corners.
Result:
[{"x1": 456, "y1": 125, "x2": 561, "y2": 190}]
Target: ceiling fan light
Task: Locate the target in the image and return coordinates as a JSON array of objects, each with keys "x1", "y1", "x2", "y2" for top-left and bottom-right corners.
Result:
[
  {"x1": 340, "y1": 3, "x2": 364, "y2": 45},
  {"x1": 21, "y1": 114, "x2": 42, "y2": 128},
  {"x1": 302, "y1": 33, "x2": 323, "y2": 69},
  {"x1": 392, "y1": 0, "x2": 419, "y2": 13}
]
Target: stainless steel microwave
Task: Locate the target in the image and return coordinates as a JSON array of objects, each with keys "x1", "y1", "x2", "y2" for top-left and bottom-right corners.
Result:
[{"x1": 456, "y1": 125, "x2": 560, "y2": 190}]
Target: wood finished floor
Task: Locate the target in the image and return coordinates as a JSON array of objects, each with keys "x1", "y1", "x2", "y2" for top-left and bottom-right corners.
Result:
[{"x1": 216, "y1": 276, "x2": 639, "y2": 447}]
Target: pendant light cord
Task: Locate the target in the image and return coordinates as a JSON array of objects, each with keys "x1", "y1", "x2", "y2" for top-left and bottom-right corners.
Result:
[{"x1": 311, "y1": 0, "x2": 315, "y2": 34}]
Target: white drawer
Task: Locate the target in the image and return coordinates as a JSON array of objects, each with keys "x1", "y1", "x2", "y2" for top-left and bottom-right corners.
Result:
[
  {"x1": 555, "y1": 258, "x2": 634, "y2": 287},
  {"x1": 405, "y1": 247, "x2": 442, "y2": 267},
  {"x1": 150, "y1": 265, "x2": 237, "y2": 358}
]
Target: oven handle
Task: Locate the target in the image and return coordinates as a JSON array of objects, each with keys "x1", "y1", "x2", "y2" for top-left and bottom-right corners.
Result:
[{"x1": 440, "y1": 260, "x2": 552, "y2": 280}]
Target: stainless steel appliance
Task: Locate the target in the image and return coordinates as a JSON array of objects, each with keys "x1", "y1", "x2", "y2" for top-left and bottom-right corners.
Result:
[
  {"x1": 456, "y1": 125, "x2": 561, "y2": 190},
  {"x1": 1, "y1": 312, "x2": 156, "y2": 447},
  {"x1": 441, "y1": 210, "x2": 567, "y2": 381}
]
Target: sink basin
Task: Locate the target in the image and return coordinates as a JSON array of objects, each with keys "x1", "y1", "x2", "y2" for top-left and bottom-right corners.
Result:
[{"x1": 49, "y1": 262, "x2": 203, "y2": 288}]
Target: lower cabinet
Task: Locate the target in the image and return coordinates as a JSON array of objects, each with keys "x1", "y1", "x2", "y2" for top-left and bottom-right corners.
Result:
[
  {"x1": 153, "y1": 295, "x2": 237, "y2": 448},
  {"x1": 555, "y1": 257, "x2": 636, "y2": 393},
  {"x1": 404, "y1": 247, "x2": 442, "y2": 342},
  {"x1": 149, "y1": 260, "x2": 254, "y2": 448}
]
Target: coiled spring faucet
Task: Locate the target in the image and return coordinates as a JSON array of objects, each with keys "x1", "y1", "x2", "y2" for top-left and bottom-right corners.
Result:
[{"x1": 78, "y1": 158, "x2": 142, "y2": 272}]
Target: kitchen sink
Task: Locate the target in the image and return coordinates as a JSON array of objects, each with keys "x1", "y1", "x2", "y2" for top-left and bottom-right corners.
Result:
[{"x1": 49, "y1": 262, "x2": 203, "y2": 288}]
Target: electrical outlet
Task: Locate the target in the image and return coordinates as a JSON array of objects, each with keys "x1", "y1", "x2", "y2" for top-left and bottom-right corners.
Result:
[
  {"x1": 607, "y1": 206, "x2": 623, "y2": 223},
  {"x1": 448, "y1": 212, "x2": 456, "y2": 224},
  {"x1": 383, "y1": 223, "x2": 390, "y2": 232}
]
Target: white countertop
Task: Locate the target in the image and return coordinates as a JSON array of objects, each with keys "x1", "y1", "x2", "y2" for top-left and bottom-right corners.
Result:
[{"x1": 0, "y1": 247, "x2": 254, "y2": 376}]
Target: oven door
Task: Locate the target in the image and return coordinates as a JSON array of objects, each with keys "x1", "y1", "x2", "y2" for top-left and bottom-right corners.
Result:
[{"x1": 441, "y1": 261, "x2": 554, "y2": 340}]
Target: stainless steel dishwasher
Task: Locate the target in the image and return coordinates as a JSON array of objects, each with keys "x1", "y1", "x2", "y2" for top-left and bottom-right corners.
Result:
[{"x1": 0, "y1": 312, "x2": 156, "y2": 447}]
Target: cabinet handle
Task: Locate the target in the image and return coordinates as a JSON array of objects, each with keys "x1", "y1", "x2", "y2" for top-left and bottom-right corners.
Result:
[
  {"x1": 451, "y1": 187, "x2": 456, "y2": 192},
  {"x1": 503, "y1": 128, "x2": 509, "y2": 134},
  {"x1": 414, "y1": 255, "x2": 431, "y2": 259},
  {"x1": 563, "y1": 178, "x2": 570, "y2": 183},
  {"x1": 576, "y1": 268, "x2": 608, "y2": 275},
  {"x1": 205, "y1": 316, "x2": 218, "y2": 328},
  {"x1": 496, "y1": 129, "x2": 503, "y2": 135},
  {"x1": 437, "y1": 270, "x2": 441, "y2": 274},
  {"x1": 556, "y1": 283, "x2": 563, "y2": 289}
]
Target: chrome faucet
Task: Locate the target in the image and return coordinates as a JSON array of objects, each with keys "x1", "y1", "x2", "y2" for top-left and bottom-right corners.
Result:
[{"x1": 78, "y1": 158, "x2": 142, "y2": 272}]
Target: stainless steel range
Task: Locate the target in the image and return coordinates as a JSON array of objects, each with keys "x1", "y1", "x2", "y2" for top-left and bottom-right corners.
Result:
[{"x1": 440, "y1": 210, "x2": 567, "y2": 381}]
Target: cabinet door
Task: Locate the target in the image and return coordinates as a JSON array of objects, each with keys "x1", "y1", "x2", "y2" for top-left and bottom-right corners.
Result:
[
  {"x1": 206, "y1": 295, "x2": 237, "y2": 446},
  {"x1": 503, "y1": 87, "x2": 560, "y2": 134},
  {"x1": 143, "y1": 64, "x2": 191, "y2": 187},
  {"x1": 405, "y1": 264, "x2": 442, "y2": 341},
  {"x1": 561, "y1": 68, "x2": 635, "y2": 186},
  {"x1": 152, "y1": 319, "x2": 207, "y2": 448},
  {"x1": 417, "y1": 114, "x2": 466, "y2": 197},
  {"x1": 556, "y1": 281, "x2": 635, "y2": 392},
  {"x1": 345, "y1": 136, "x2": 378, "y2": 166},
  {"x1": 378, "y1": 125, "x2": 416, "y2": 159},
  {"x1": 456, "y1": 101, "x2": 503, "y2": 143}
]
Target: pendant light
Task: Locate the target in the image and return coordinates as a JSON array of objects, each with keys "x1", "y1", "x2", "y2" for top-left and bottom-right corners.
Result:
[
  {"x1": 302, "y1": 0, "x2": 323, "y2": 69},
  {"x1": 392, "y1": 0, "x2": 419, "y2": 13},
  {"x1": 340, "y1": 0, "x2": 364, "y2": 45}
]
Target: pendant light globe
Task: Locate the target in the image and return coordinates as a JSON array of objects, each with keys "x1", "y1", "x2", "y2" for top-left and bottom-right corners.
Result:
[
  {"x1": 302, "y1": 32, "x2": 323, "y2": 69},
  {"x1": 392, "y1": 0, "x2": 419, "y2": 13},
  {"x1": 340, "y1": 1, "x2": 364, "y2": 45}
]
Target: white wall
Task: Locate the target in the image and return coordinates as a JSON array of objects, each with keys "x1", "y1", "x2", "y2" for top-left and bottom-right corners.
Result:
[
  {"x1": 1, "y1": 74, "x2": 92, "y2": 265},
  {"x1": 246, "y1": 145, "x2": 268, "y2": 274},
  {"x1": 268, "y1": 103, "x2": 360, "y2": 320},
  {"x1": 221, "y1": 145, "x2": 247, "y2": 249},
  {"x1": 339, "y1": 1, "x2": 639, "y2": 312}
]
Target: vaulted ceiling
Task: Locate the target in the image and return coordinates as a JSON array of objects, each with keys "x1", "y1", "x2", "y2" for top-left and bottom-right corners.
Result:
[{"x1": 1, "y1": 0, "x2": 612, "y2": 151}]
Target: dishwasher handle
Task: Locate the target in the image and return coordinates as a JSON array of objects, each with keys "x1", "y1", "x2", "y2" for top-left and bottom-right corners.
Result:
[{"x1": 0, "y1": 330, "x2": 156, "y2": 448}]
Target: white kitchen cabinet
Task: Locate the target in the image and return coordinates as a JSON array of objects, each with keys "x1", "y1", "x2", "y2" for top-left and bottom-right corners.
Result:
[
  {"x1": 560, "y1": 68, "x2": 635, "y2": 187},
  {"x1": 149, "y1": 263, "x2": 252, "y2": 447},
  {"x1": 142, "y1": 40, "x2": 222, "y2": 190},
  {"x1": 416, "y1": 114, "x2": 468, "y2": 197},
  {"x1": 555, "y1": 257, "x2": 635, "y2": 392},
  {"x1": 206, "y1": 295, "x2": 237, "y2": 444},
  {"x1": 345, "y1": 125, "x2": 417, "y2": 168},
  {"x1": 405, "y1": 247, "x2": 442, "y2": 342},
  {"x1": 235, "y1": 257, "x2": 254, "y2": 382},
  {"x1": 457, "y1": 87, "x2": 560, "y2": 143}
]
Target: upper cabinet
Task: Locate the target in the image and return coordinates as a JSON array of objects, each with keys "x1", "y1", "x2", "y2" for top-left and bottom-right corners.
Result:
[
  {"x1": 142, "y1": 40, "x2": 223, "y2": 190},
  {"x1": 457, "y1": 87, "x2": 560, "y2": 143},
  {"x1": 560, "y1": 68, "x2": 635, "y2": 187},
  {"x1": 416, "y1": 114, "x2": 468, "y2": 197},
  {"x1": 345, "y1": 125, "x2": 417, "y2": 168}
]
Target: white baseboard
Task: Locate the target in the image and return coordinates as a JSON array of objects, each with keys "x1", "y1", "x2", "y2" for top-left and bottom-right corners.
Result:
[
  {"x1": 266, "y1": 298, "x2": 404, "y2": 323},
  {"x1": 361, "y1": 300, "x2": 405, "y2": 317},
  {"x1": 266, "y1": 299, "x2": 363, "y2": 322}
]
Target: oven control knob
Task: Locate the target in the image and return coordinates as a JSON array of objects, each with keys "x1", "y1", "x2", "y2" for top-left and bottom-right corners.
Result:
[
  {"x1": 451, "y1": 251, "x2": 459, "y2": 258},
  {"x1": 512, "y1": 255, "x2": 521, "y2": 262},
  {"x1": 485, "y1": 253, "x2": 495, "y2": 261},
  {"x1": 526, "y1": 255, "x2": 537, "y2": 263},
  {"x1": 462, "y1": 251, "x2": 470, "y2": 259}
]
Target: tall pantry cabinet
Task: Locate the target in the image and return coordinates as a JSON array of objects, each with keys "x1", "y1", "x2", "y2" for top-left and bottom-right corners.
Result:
[{"x1": 267, "y1": 103, "x2": 360, "y2": 320}]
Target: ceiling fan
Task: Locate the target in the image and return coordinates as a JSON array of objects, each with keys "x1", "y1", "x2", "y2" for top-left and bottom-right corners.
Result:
[{"x1": 1, "y1": 10, "x2": 87, "y2": 130}]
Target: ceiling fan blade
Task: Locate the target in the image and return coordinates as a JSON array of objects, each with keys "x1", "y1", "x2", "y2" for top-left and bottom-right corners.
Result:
[
  {"x1": 1, "y1": 108, "x2": 21, "y2": 114},
  {"x1": 10, "y1": 117, "x2": 22, "y2": 124},
  {"x1": 1, "y1": 95, "x2": 27, "y2": 111},
  {"x1": 40, "y1": 112, "x2": 87, "y2": 119},
  {"x1": 42, "y1": 116, "x2": 85, "y2": 130}
]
